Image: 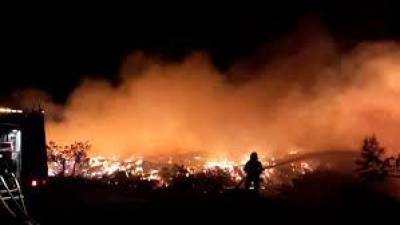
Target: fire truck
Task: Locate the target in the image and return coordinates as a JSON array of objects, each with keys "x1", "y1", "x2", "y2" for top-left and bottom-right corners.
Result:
[{"x1": 0, "y1": 107, "x2": 47, "y2": 224}]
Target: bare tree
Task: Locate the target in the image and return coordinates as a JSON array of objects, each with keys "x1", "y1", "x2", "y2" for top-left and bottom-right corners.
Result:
[
  {"x1": 71, "y1": 142, "x2": 90, "y2": 176},
  {"x1": 397, "y1": 155, "x2": 400, "y2": 174},
  {"x1": 47, "y1": 141, "x2": 90, "y2": 177}
]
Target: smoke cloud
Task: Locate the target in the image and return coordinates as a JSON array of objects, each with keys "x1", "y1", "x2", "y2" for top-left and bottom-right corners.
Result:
[{"x1": 25, "y1": 25, "x2": 400, "y2": 159}]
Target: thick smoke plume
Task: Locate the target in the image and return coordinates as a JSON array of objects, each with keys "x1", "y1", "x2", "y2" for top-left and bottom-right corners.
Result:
[{"x1": 29, "y1": 28, "x2": 400, "y2": 159}]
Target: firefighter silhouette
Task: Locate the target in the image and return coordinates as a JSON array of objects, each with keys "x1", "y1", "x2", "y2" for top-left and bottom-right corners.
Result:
[{"x1": 244, "y1": 152, "x2": 263, "y2": 191}]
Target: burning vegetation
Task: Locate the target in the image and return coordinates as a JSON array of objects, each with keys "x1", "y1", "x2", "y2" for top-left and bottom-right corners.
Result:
[
  {"x1": 46, "y1": 141, "x2": 315, "y2": 191},
  {"x1": 46, "y1": 136, "x2": 400, "y2": 195}
]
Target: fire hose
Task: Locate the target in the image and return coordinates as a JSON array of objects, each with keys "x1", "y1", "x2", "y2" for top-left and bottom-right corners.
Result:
[{"x1": 235, "y1": 150, "x2": 358, "y2": 189}]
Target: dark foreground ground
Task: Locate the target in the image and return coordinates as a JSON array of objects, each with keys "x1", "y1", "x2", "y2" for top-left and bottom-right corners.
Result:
[
  {"x1": 2, "y1": 173, "x2": 399, "y2": 225},
  {"x1": 17, "y1": 175, "x2": 398, "y2": 225}
]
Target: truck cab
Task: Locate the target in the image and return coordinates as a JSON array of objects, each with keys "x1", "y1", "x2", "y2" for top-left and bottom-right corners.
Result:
[{"x1": 0, "y1": 107, "x2": 48, "y2": 191}]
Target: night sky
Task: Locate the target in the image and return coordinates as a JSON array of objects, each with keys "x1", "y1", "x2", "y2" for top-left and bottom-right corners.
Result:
[{"x1": 1, "y1": 2, "x2": 398, "y2": 103}]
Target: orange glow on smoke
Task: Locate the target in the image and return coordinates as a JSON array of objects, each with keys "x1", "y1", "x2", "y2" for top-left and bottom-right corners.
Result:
[{"x1": 22, "y1": 29, "x2": 398, "y2": 159}]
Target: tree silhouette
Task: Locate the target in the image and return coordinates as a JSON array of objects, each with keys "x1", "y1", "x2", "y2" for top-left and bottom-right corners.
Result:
[
  {"x1": 47, "y1": 141, "x2": 67, "y2": 176},
  {"x1": 47, "y1": 141, "x2": 90, "y2": 176},
  {"x1": 356, "y1": 136, "x2": 388, "y2": 182},
  {"x1": 397, "y1": 155, "x2": 400, "y2": 174},
  {"x1": 71, "y1": 142, "x2": 90, "y2": 176}
]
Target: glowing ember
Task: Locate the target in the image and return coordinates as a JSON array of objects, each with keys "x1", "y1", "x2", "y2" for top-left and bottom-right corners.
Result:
[{"x1": 204, "y1": 159, "x2": 236, "y2": 171}]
